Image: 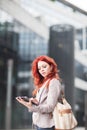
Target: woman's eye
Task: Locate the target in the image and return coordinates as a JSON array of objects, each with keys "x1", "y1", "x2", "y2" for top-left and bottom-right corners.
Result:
[
  {"x1": 43, "y1": 65, "x2": 46, "y2": 68},
  {"x1": 38, "y1": 65, "x2": 46, "y2": 70}
]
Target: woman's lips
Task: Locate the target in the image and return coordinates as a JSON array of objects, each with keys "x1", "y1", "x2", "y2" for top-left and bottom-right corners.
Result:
[{"x1": 41, "y1": 72, "x2": 45, "y2": 75}]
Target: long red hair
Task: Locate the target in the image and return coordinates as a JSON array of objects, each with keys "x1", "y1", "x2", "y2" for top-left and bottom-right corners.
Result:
[{"x1": 32, "y1": 55, "x2": 60, "y2": 95}]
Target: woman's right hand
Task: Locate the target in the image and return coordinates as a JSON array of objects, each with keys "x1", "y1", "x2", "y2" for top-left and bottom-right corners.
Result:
[{"x1": 29, "y1": 98, "x2": 39, "y2": 105}]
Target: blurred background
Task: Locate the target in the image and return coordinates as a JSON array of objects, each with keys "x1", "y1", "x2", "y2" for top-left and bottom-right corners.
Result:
[{"x1": 0, "y1": 0, "x2": 87, "y2": 129}]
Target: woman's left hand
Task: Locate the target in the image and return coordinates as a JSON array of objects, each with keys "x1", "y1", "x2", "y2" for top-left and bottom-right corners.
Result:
[{"x1": 16, "y1": 96, "x2": 32, "y2": 109}]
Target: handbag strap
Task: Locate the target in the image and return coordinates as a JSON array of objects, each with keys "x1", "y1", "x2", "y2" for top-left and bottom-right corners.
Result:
[{"x1": 61, "y1": 89, "x2": 65, "y2": 98}]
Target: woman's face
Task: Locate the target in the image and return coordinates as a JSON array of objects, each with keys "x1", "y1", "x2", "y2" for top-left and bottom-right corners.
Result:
[{"x1": 38, "y1": 61, "x2": 52, "y2": 78}]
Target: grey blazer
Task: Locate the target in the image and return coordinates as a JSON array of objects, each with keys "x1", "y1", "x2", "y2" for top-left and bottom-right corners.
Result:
[{"x1": 29, "y1": 78, "x2": 61, "y2": 128}]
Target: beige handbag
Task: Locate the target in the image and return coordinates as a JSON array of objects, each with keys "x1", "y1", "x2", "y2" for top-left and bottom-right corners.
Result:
[{"x1": 53, "y1": 95, "x2": 78, "y2": 130}]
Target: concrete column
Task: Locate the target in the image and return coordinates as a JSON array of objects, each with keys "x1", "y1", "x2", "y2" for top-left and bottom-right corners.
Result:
[
  {"x1": 5, "y1": 59, "x2": 14, "y2": 130},
  {"x1": 85, "y1": 92, "x2": 87, "y2": 130}
]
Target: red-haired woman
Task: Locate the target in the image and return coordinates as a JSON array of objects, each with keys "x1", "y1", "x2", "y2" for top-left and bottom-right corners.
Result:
[{"x1": 16, "y1": 55, "x2": 61, "y2": 130}]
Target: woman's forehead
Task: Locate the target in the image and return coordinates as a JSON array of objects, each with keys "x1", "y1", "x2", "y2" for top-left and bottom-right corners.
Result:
[{"x1": 38, "y1": 61, "x2": 48, "y2": 66}]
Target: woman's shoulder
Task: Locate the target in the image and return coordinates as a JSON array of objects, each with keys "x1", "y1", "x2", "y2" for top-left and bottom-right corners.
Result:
[
  {"x1": 48, "y1": 78, "x2": 61, "y2": 93},
  {"x1": 50, "y1": 78, "x2": 60, "y2": 83},
  {"x1": 49, "y1": 78, "x2": 61, "y2": 86}
]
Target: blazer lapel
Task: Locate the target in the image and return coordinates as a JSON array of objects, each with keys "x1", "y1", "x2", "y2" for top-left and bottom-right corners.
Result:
[
  {"x1": 39, "y1": 87, "x2": 48, "y2": 103},
  {"x1": 37, "y1": 80, "x2": 49, "y2": 103}
]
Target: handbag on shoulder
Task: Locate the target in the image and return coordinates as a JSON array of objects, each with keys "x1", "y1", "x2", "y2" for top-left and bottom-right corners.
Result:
[{"x1": 53, "y1": 91, "x2": 78, "y2": 130}]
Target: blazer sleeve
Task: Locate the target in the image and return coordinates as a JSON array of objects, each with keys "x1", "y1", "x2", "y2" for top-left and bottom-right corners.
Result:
[{"x1": 29, "y1": 79, "x2": 61, "y2": 113}]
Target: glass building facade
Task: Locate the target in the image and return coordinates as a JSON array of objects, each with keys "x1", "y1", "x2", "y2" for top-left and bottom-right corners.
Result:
[
  {"x1": 0, "y1": 9, "x2": 48, "y2": 129},
  {"x1": 0, "y1": 19, "x2": 18, "y2": 128}
]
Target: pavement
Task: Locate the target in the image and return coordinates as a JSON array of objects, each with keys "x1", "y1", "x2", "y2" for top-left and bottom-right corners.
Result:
[
  {"x1": 75, "y1": 127, "x2": 85, "y2": 130},
  {"x1": 2, "y1": 127, "x2": 85, "y2": 130},
  {"x1": 13, "y1": 127, "x2": 85, "y2": 130}
]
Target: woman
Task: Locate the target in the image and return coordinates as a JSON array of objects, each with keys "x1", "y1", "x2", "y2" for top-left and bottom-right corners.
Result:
[{"x1": 16, "y1": 55, "x2": 61, "y2": 130}]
